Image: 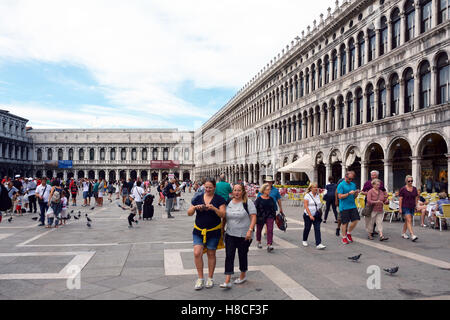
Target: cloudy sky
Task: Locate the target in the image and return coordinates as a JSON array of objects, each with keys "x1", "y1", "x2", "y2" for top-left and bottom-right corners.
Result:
[{"x1": 0, "y1": 0, "x2": 331, "y2": 130}]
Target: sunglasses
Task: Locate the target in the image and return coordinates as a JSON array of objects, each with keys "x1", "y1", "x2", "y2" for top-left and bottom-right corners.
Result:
[{"x1": 407, "y1": 180, "x2": 413, "y2": 183}]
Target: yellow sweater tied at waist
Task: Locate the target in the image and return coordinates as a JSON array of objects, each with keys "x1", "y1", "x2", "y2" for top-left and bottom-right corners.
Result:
[{"x1": 194, "y1": 223, "x2": 222, "y2": 244}]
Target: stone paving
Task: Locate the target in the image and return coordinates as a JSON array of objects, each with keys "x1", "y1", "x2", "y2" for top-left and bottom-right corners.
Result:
[{"x1": 0, "y1": 191, "x2": 449, "y2": 300}]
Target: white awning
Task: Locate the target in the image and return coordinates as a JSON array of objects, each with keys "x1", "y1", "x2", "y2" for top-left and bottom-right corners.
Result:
[{"x1": 278, "y1": 154, "x2": 314, "y2": 180}]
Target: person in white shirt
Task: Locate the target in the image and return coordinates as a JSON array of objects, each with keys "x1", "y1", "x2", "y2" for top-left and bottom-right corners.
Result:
[
  {"x1": 82, "y1": 179, "x2": 90, "y2": 207},
  {"x1": 303, "y1": 182, "x2": 326, "y2": 250},
  {"x1": 36, "y1": 179, "x2": 51, "y2": 226},
  {"x1": 131, "y1": 181, "x2": 145, "y2": 219},
  {"x1": 27, "y1": 179, "x2": 38, "y2": 213},
  {"x1": 60, "y1": 192, "x2": 68, "y2": 225}
]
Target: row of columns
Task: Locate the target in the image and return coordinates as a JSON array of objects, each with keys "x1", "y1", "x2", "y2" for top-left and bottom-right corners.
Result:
[{"x1": 0, "y1": 142, "x2": 31, "y2": 161}]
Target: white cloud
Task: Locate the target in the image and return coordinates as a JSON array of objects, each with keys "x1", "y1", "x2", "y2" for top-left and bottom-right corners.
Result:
[{"x1": 0, "y1": 0, "x2": 331, "y2": 128}]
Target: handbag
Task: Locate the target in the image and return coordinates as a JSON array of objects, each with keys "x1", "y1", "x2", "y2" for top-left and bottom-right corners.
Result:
[
  {"x1": 361, "y1": 191, "x2": 380, "y2": 217},
  {"x1": 309, "y1": 193, "x2": 323, "y2": 221}
]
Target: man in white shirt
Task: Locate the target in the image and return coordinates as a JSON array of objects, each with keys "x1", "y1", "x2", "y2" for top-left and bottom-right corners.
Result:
[
  {"x1": 131, "y1": 181, "x2": 145, "y2": 219},
  {"x1": 27, "y1": 178, "x2": 37, "y2": 213},
  {"x1": 36, "y1": 179, "x2": 51, "y2": 226}
]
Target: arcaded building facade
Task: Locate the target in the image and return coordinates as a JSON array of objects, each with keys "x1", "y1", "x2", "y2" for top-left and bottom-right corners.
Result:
[
  {"x1": 28, "y1": 129, "x2": 195, "y2": 182},
  {"x1": 195, "y1": 0, "x2": 450, "y2": 193},
  {"x1": 0, "y1": 109, "x2": 33, "y2": 177}
]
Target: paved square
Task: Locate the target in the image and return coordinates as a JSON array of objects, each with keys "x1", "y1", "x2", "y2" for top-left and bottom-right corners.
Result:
[{"x1": 0, "y1": 191, "x2": 449, "y2": 300}]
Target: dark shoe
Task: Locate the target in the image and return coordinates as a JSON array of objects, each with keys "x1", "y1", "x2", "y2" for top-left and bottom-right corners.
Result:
[
  {"x1": 323, "y1": 220, "x2": 327, "y2": 224},
  {"x1": 38, "y1": 223, "x2": 45, "y2": 227},
  {"x1": 372, "y1": 232, "x2": 379, "y2": 236},
  {"x1": 336, "y1": 228, "x2": 340, "y2": 237},
  {"x1": 168, "y1": 215, "x2": 175, "y2": 219},
  {"x1": 368, "y1": 235, "x2": 374, "y2": 240},
  {"x1": 379, "y1": 236, "x2": 389, "y2": 241}
]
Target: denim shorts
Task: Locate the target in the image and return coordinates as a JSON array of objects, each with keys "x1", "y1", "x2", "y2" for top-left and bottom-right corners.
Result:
[
  {"x1": 193, "y1": 233, "x2": 220, "y2": 250},
  {"x1": 83, "y1": 191, "x2": 88, "y2": 199},
  {"x1": 402, "y1": 207, "x2": 415, "y2": 216}
]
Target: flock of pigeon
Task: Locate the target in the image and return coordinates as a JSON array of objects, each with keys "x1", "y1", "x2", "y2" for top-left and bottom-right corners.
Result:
[
  {"x1": 348, "y1": 253, "x2": 399, "y2": 275},
  {"x1": 10, "y1": 207, "x2": 95, "y2": 228}
]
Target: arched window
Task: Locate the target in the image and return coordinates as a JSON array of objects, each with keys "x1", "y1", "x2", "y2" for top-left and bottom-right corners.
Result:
[
  {"x1": 89, "y1": 148, "x2": 95, "y2": 161},
  {"x1": 380, "y1": 16, "x2": 388, "y2": 56},
  {"x1": 332, "y1": 51, "x2": 338, "y2": 80},
  {"x1": 37, "y1": 149, "x2": 42, "y2": 161},
  {"x1": 300, "y1": 72, "x2": 305, "y2": 97},
  {"x1": 58, "y1": 149, "x2": 63, "y2": 161},
  {"x1": 390, "y1": 74, "x2": 400, "y2": 115},
  {"x1": 311, "y1": 65, "x2": 316, "y2": 91},
  {"x1": 184, "y1": 148, "x2": 190, "y2": 161},
  {"x1": 324, "y1": 56, "x2": 330, "y2": 84},
  {"x1": 294, "y1": 79, "x2": 299, "y2": 100},
  {"x1": 142, "y1": 148, "x2": 148, "y2": 161},
  {"x1": 347, "y1": 93, "x2": 353, "y2": 127},
  {"x1": 121, "y1": 148, "x2": 126, "y2": 161},
  {"x1": 405, "y1": 0, "x2": 416, "y2": 42},
  {"x1": 47, "y1": 148, "x2": 53, "y2": 161},
  {"x1": 349, "y1": 39, "x2": 356, "y2": 72},
  {"x1": 404, "y1": 68, "x2": 415, "y2": 112},
  {"x1": 439, "y1": 0, "x2": 449, "y2": 24},
  {"x1": 378, "y1": 80, "x2": 387, "y2": 119},
  {"x1": 391, "y1": 8, "x2": 401, "y2": 49},
  {"x1": 100, "y1": 148, "x2": 105, "y2": 161},
  {"x1": 305, "y1": 69, "x2": 310, "y2": 94},
  {"x1": 437, "y1": 52, "x2": 449, "y2": 104},
  {"x1": 368, "y1": 28, "x2": 376, "y2": 61},
  {"x1": 68, "y1": 148, "x2": 73, "y2": 161},
  {"x1": 163, "y1": 148, "x2": 169, "y2": 161},
  {"x1": 419, "y1": 61, "x2": 431, "y2": 109},
  {"x1": 356, "y1": 89, "x2": 363, "y2": 125},
  {"x1": 110, "y1": 148, "x2": 116, "y2": 161},
  {"x1": 421, "y1": 0, "x2": 433, "y2": 33},
  {"x1": 330, "y1": 100, "x2": 336, "y2": 131},
  {"x1": 289, "y1": 81, "x2": 293, "y2": 102},
  {"x1": 358, "y1": 32, "x2": 365, "y2": 67},
  {"x1": 174, "y1": 148, "x2": 179, "y2": 161},
  {"x1": 309, "y1": 114, "x2": 314, "y2": 137},
  {"x1": 152, "y1": 148, "x2": 158, "y2": 161},
  {"x1": 340, "y1": 45, "x2": 347, "y2": 76},
  {"x1": 322, "y1": 106, "x2": 328, "y2": 133},
  {"x1": 338, "y1": 97, "x2": 345, "y2": 129},
  {"x1": 366, "y1": 84, "x2": 375, "y2": 122},
  {"x1": 79, "y1": 149, "x2": 84, "y2": 161},
  {"x1": 131, "y1": 148, "x2": 137, "y2": 161},
  {"x1": 318, "y1": 60, "x2": 323, "y2": 88}
]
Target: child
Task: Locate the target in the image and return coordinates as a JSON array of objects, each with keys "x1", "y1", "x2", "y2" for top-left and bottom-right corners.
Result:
[
  {"x1": 46, "y1": 207, "x2": 55, "y2": 228},
  {"x1": 60, "y1": 191, "x2": 68, "y2": 225},
  {"x1": 119, "y1": 195, "x2": 139, "y2": 228},
  {"x1": 15, "y1": 192, "x2": 24, "y2": 215}
]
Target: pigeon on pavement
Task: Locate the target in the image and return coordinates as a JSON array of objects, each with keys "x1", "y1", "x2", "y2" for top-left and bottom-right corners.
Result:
[
  {"x1": 8, "y1": 217, "x2": 13, "y2": 223},
  {"x1": 348, "y1": 254, "x2": 362, "y2": 262},
  {"x1": 85, "y1": 215, "x2": 92, "y2": 223},
  {"x1": 87, "y1": 222, "x2": 91, "y2": 228},
  {"x1": 32, "y1": 217, "x2": 38, "y2": 221},
  {"x1": 384, "y1": 266, "x2": 399, "y2": 275},
  {"x1": 74, "y1": 216, "x2": 79, "y2": 220}
]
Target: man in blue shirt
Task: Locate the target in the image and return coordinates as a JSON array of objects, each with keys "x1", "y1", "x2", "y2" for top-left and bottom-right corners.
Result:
[
  {"x1": 257, "y1": 176, "x2": 283, "y2": 215},
  {"x1": 337, "y1": 171, "x2": 360, "y2": 245}
]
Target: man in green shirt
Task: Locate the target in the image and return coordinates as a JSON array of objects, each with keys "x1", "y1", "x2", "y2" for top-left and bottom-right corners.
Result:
[
  {"x1": 215, "y1": 174, "x2": 233, "y2": 202},
  {"x1": 93, "y1": 180, "x2": 100, "y2": 206}
]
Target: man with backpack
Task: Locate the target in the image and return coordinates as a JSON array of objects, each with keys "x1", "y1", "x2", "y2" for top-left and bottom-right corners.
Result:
[{"x1": 48, "y1": 180, "x2": 64, "y2": 228}]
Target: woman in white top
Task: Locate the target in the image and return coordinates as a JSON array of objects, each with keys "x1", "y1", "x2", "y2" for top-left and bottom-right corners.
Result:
[
  {"x1": 220, "y1": 184, "x2": 257, "y2": 289},
  {"x1": 303, "y1": 182, "x2": 326, "y2": 250}
]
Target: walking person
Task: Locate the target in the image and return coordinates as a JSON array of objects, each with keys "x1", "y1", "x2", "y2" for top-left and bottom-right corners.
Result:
[
  {"x1": 220, "y1": 184, "x2": 257, "y2": 289},
  {"x1": 164, "y1": 178, "x2": 178, "y2": 219},
  {"x1": 70, "y1": 179, "x2": 78, "y2": 207},
  {"x1": 48, "y1": 180, "x2": 64, "y2": 228},
  {"x1": 302, "y1": 182, "x2": 326, "y2": 249},
  {"x1": 157, "y1": 182, "x2": 165, "y2": 206},
  {"x1": 188, "y1": 178, "x2": 226, "y2": 290},
  {"x1": 337, "y1": 171, "x2": 361, "y2": 245},
  {"x1": 121, "y1": 179, "x2": 129, "y2": 205},
  {"x1": 323, "y1": 177, "x2": 338, "y2": 224},
  {"x1": 365, "y1": 179, "x2": 389, "y2": 241},
  {"x1": 36, "y1": 178, "x2": 50, "y2": 227},
  {"x1": 82, "y1": 178, "x2": 89, "y2": 207},
  {"x1": 254, "y1": 183, "x2": 277, "y2": 252},
  {"x1": 131, "y1": 180, "x2": 145, "y2": 220},
  {"x1": 27, "y1": 178, "x2": 37, "y2": 214},
  {"x1": 361, "y1": 170, "x2": 386, "y2": 237},
  {"x1": 399, "y1": 175, "x2": 419, "y2": 242},
  {"x1": 215, "y1": 173, "x2": 233, "y2": 203}
]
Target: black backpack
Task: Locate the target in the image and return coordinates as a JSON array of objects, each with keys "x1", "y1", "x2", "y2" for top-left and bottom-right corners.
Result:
[
  {"x1": 0, "y1": 184, "x2": 12, "y2": 211},
  {"x1": 226, "y1": 199, "x2": 250, "y2": 215}
]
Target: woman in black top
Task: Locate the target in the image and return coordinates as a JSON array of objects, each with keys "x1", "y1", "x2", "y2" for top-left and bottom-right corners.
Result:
[
  {"x1": 324, "y1": 176, "x2": 338, "y2": 223},
  {"x1": 187, "y1": 178, "x2": 226, "y2": 291},
  {"x1": 254, "y1": 183, "x2": 277, "y2": 252}
]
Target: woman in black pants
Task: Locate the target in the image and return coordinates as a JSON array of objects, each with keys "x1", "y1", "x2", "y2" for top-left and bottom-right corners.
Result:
[
  {"x1": 324, "y1": 177, "x2": 338, "y2": 224},
  {"x1": 220, "y1": 184, "x2": 257, "y2": 289}
]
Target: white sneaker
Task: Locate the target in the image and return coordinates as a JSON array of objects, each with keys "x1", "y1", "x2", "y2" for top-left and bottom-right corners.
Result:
[
  {"x1": 257, "y1": 243, "x2": 262, "y2": 249},
  {"x1": 220, "y1": 282, "x2": 232, "y2": 289},
  {"x1": 205, "y1": 278, "x2": 214, "y2": 288},
  {"x1": 402, "y1": 233, "x2": 410, "y2": 239},
  {"x1": 316, "y1": 244, "x2": 326, "y2": 250},
  {"x1": 234, "y1": 277, "x2": 247, "y2": 285},
  {"x1": 302, "y1": 241, "x2": 308, "y2": 247},
  {"x1": 194, "y1": 278, "x2": 204, "y2": 290},
  {"x1": 411, "y1": 235, "x2": 418, "y2": 242}
]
